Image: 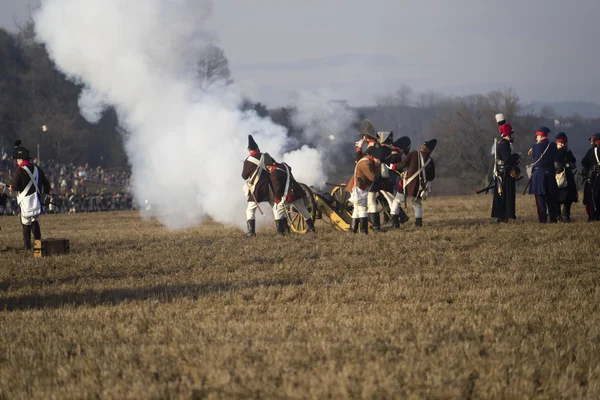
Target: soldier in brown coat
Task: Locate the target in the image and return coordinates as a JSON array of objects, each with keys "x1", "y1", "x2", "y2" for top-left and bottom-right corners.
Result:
[
  {"x1": 241, "y1": 135, "x2": 275, "y2": 237},
  {"x1": 346, "y1": 146, "x2": 390, "y2": 234},
  {"x1": 391, "y1": 139, "x2": 436, "y2": 227},
  {"x1": 267, "y1": 160, "x2": 315, "y2": 235}
]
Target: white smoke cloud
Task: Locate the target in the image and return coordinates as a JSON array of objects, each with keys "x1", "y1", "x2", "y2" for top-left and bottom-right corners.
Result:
[{"x1": 33, "y1": 0, "x2": 325, "y2": 229}]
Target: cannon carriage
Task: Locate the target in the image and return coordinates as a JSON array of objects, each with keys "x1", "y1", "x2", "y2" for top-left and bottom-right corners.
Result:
[{"x1": 285, "y1": 182, "x2": 391, "y2": 233}]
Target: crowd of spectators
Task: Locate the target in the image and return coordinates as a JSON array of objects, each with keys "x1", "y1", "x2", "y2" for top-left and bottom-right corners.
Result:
[{"x1": 0, "y1": 153, "x2": 135, "y2": 215}]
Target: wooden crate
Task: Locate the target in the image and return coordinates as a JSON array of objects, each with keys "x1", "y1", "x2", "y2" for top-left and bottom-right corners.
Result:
[{"x1": 34, "y1": 238, "x2": 70, "y2": 257}]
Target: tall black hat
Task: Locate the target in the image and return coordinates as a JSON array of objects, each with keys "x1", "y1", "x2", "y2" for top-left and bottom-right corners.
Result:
[
  {"x1": 12, "y1": 140, "x2": 30, "y2": 160},
  {"x1": 262, "y1": 153, "x2": 276, "y2": 166},
  {"x1": 247, "y1": 135, "x2": 259, "y2": 151},
  {"x1": 423, "y1": 139, "x2": 437, "y2": 153},
  {"x1": 393, "y1": 136, "x2": 411, "y2": 155}
]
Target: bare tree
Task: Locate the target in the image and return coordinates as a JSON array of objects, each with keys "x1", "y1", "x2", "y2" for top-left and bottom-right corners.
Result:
[{"x1": 196, "y1": 44, "x2": 231, "y2": 85}]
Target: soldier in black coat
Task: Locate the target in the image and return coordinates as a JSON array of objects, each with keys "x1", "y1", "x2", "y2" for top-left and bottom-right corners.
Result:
[
  {"x1": 554, "y1": 132, "x2": 578, "y2": 222},
  {"x1": 241, "y1": 135, "x2": 275, "y2": 237},
  {"x1": 581, "y1": 133, "x2": 600, "y2": 222},
  {"x1": 9, "y1": 141, "x2": 51, "y2": 250},
  {"x1": 491, "y1": 114, "x2": 520, "y2": 222}
]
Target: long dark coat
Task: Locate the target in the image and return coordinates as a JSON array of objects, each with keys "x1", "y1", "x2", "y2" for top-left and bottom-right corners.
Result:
[
  {"x1": 392, "y1": 150, "x2": 435, "y2": 198},
  {"x1": 581, "y1": 146, "x2": 600, "y2": 209},
  {"x1": 491, "y1": 139, "x2": 518, "y2": 219},
  {"x1": 241, "y1": 152, "x2": 271, "y2": 203},
  {"x1": 269, "y1": 163, "x2": 305, "y2": 203},
  {"x1": 529, "y1": 140, "x2": 558, "y2": 196},
  {"x1": 356, "y1": 141, "x2": 383, "y2": 192},
  {"x1": 555, "y1": 147, "x2": 578, "y2": 204}
]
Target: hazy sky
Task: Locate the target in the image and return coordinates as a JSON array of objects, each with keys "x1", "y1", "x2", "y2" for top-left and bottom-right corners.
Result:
[{"x1": 2, "y1": 0, "x2": 600, "y2": 107}]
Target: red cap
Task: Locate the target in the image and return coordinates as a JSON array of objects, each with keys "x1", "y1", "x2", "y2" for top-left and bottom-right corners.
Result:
[
  {"x1": 536, "y1": 130, "x2": 548, "y2": 137},
  {"x1": 556, "y1": 138, "x2": 567, "y2": 143},
  {"x1": 499, "y1": 123, "x2": 513, "y2": 137}
]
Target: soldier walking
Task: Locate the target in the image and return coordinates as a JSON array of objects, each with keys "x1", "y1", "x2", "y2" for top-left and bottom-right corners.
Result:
[
  {"x1": 581, "y1": 133, "x2": 600, "y2": 222},
  {"x1": 491, "y1": 113, "x2": 520, "y2": 222},
  {"x1": 528, "y1": 127, "x2": 559, "y2": 223}
]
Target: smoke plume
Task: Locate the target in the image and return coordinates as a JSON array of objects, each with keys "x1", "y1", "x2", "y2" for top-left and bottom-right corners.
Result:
[{"x1": 33, "y1": 0, "x2": 329, "y2": 229}]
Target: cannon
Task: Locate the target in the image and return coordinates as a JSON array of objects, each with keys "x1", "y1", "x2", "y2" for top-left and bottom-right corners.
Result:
[{"x1": 286, "y1": 182, "x2": 391, "y2": 233}]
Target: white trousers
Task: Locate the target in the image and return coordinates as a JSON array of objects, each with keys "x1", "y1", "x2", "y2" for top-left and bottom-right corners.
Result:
[
  {"x1": 390, "y1": 192, "x2": 405, "y2": 215},
  {"x1": 274, "y1": 198, "x2": 312, "y2": 221},
  {"x1": 246, "y1": 199, "x2": 275, "y2": 220},
  {"x1": 411, "y1": 198, "x2": 423, "y2": 218},
  {"x1": 367, "y1": 192, "x2": 379, "y2": 213}
]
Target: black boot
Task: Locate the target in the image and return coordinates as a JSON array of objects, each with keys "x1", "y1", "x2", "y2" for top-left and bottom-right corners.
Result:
[
  {"x1": 398, "y1": 208, "x2": 409, "y2": 224},
  {"x1": 31, "y1": 221, "x2": 41, "y2": 240},
  {"x1": 415, "y1": 218, "x2": 423, "y2": 227},
  {"x1": 243, "y1": 220, "x2": 256, "y2": 237},
  {"x1": 22, "y1": 224, "x2": 32, "y2": 250},
  {"x1": 368, "y1": 213, "x2": 380, "y2": 232},
  {"x1": 386, "y1": 214, "x2": 400, "y2": 229},
  {"x1": 275, "y1": 219, "x2": 286, "y2": 236},
  {"x1": 564, "y1": 203, "x2": 572, "y2": 223},
  {"x1": 306, "y1": 218, "x2": 315, "y2": 233},
  {"x1": 359, "y1": 217, "x2": 369, "y2": 235},
  {"x1": 283, "y1": 218, "x2": 291, "y2": 234},
  {"x1": 350, "y1": 218, "x2": 359, "y2": 233}
]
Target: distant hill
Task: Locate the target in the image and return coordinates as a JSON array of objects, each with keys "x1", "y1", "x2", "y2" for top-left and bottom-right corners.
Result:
[{"x1": 529, "y1": 101, "x2": 600, "y2": 118}]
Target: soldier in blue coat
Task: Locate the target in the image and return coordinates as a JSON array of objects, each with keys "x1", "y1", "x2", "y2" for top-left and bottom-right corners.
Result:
[{"x1": 528, "y1": 127, "x2": 559, "y2": 223}]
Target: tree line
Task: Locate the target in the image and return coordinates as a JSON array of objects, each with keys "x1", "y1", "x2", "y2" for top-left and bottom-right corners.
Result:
[{"x1": 2, "y1": 21, "x2": 600, "y2": 194}]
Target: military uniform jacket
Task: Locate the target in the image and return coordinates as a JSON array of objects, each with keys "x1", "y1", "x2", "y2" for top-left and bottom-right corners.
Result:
[
  {"x1": 391, "y1": 150, "x2": 435, "y2": 198},
  {"x1": 11, "y1": 164, "x2": 51, "y2": 196},
  {"x1": 491, "y1": 139, "x2": 518, "y2": 219},
  {"x1": 270, "y1": 163, "x2": 305, "y2": 203},
  {"x1": 555, "y1": 148, "x2": 578, "y2": 204},
  {"x1": 346, "y1": 156, "x2": 379, "y2": 193},
  {"x1": 581, "y1": 146, "x2": 600, "y2": 206},
  {"x1": 241, "y1": 152, "x2": 271, "y2": 203},
  {"x1": 529, "y1": 140, "x2": 558, "y2": 196}
]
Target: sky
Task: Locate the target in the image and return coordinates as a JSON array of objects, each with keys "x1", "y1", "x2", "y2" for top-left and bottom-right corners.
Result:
[{"x1": 2, "y1": 0, "x2": 600, "y2": 107}]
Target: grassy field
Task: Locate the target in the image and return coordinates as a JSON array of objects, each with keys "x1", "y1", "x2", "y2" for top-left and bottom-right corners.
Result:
[{"x1": 0, "y1": 195, "x2": 598, "y2": 399}]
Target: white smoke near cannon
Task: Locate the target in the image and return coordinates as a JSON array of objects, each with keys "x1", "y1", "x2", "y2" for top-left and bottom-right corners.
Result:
[{"x1": 31, "y1": 0, "x2": 356, "y2": 229}]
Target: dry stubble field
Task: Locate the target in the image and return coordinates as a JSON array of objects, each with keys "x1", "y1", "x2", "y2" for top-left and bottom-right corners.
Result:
[{"x1": 0, "y1": 195, "x2": 599, "y2": 399}]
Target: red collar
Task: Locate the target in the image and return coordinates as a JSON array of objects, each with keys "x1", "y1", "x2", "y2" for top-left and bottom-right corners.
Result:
[
  {"x1": 19, "y1": 160, "x2": 32, "y2": 168},
  {"x1": 249, "y1": 150, "x2": 260, "y2": 157}
]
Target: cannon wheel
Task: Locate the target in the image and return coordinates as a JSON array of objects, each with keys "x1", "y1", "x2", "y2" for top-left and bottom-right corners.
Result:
[
  {"x1": 378, "y1": 195, "x2": 391, "y2": 224},
  {"x1": 287, "y1": 183, "x2": 317, "y2": 234},
  {"x1": 330, "y1": 185, "x2": 350, "y2": 212}
]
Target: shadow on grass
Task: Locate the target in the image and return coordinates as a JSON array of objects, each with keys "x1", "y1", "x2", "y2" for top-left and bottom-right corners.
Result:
[
  {"x1": 0, "y1": 277, "x2": 303, "y2": 312},
  {"x1": 0, "y1": 269, "x2": 176, "y2": 291}
]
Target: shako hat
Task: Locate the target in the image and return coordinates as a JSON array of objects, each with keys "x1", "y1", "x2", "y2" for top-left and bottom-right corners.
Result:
[
  {"x1": 495, "y1": 113, "x2": 506, "y2": 125},
  {"x1": 536, "y1": 126, "x2": 550, "y2": 137},
  {"x1": 588, "y1": 133, "x2": 600, "y2": 142},
  {"x1": 12, "y1": 140, "x2": 31, "y2": 160},
  {"x1": 423, "y1": 139, "x2": 437, "y2": 153},
  {"x1": 247, "y1": 135, "x2": 259, "y2": 151},
  {"x1": 556, "y1": 132, "x2": 568, "y2": 143}
]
